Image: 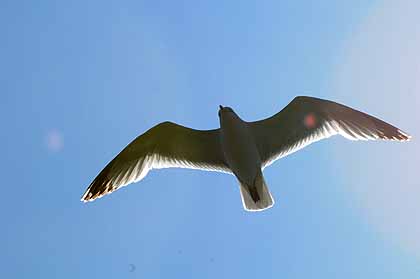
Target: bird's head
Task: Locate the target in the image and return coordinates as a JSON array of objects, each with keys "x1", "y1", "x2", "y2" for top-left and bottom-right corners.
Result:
[{"x1": 218, "y1": 105, "x2": 234, "y2": 118}]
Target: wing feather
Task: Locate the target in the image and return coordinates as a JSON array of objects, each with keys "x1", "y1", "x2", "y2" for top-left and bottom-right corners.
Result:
[
  {"x1": 249, "y1": 96, "x2": 411, "y2": 168},
  {"x1": 82, "y1": 121, "x2": 230, "y2": 202}
]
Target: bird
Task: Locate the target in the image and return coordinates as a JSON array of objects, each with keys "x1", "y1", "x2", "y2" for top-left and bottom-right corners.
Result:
[{"x1": 81, "y1": 96, "x2": 411, "y2": 211}]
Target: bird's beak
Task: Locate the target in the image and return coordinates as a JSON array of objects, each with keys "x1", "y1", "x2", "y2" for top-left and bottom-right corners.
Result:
[{"x1": 219, "y1": 105, "x2": 224, "y2": 110}]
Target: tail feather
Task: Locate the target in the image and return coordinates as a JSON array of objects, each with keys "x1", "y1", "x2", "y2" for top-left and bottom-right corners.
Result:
[{"x1": 238, "y1": 172, "x2": 274, "y2": 212}]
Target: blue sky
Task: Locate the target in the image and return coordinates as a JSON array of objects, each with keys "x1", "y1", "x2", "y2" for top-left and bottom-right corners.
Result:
[{"x1": 2, "y1": 0, "x2": 419, "y2": 278}]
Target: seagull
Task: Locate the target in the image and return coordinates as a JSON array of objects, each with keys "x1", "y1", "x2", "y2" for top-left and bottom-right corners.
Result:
[{"x1": 81, "y1": 96, "x2": 411, "y2": 211}]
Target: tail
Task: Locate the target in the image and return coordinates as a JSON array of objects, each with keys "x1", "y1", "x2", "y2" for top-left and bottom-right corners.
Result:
[{"x1": 238, "y1": 171, "x2": 274, "y2": 212}]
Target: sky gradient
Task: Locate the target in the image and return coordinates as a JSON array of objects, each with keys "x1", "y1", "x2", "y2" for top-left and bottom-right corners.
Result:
[{"x1": 1, "y1": 0, "x2": 419, "y2": 278}]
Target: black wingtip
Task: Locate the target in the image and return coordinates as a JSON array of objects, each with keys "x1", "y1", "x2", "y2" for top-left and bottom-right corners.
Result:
[{"x1": 81, "y1": 165, "x2": 115, "y2": 202}]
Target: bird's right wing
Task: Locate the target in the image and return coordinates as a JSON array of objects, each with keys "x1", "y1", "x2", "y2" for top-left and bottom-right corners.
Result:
[
  {"x1": 82, "y1": 121, "x2": 230, "y2": 202},
  {"x1": 249, "y1": 96, "x2": 411, "y2": 169}
]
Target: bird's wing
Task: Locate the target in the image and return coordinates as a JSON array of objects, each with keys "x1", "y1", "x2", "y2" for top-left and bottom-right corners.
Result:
[
  {"x1": 249, "y1": 96, "x2": 411, "y2": 169},
  {"x1": 81, "y1": 121, "x2": 230, "y2": 202}
]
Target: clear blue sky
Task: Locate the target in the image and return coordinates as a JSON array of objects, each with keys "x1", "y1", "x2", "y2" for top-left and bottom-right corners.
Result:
[{"x1": 2, "y1": 0, "x2": 419, "y2": 278}]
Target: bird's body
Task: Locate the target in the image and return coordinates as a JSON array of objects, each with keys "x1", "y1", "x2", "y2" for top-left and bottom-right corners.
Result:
[
  {"x1": 219, "y1": 107, "x2": 260, "y2": 187},
  {"x1": 219, "y1": 107, "x2": 273, "y2": 210},
  {"x1": 82, "y1": 96, "x2": 411, "y2": 211}
]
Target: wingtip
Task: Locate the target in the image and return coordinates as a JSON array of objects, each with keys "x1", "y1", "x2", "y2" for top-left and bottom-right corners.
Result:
[
  {"x1": 80, "y1": 191, "x2": 101, "y2": 203},
  {"x1": 398, "y1": 129, "x2": 412, "y2": 141},
  {"x1": 80, "y1": 192, "x2": 91, "y2": 203},
  {"x1": 80, "y1": 183, "x2": 116, "y2": 203},
  {"x1": 378, "y1": 129, "x2": 411, "y2": 142},
  {"x1": 80, "y1": 186, "x2": 100, "y2": 203}
]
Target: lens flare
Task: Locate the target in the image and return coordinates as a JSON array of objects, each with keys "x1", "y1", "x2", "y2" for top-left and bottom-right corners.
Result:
[
  {"x1": 304, "y1": 113, "x2": 317, "y2": 128},
  {"x1": 332, "y1": 0, "x2": 420, "y2": 257},
  {"x1": 46, "y1": 130, "x2": 64, "y2": 152}
]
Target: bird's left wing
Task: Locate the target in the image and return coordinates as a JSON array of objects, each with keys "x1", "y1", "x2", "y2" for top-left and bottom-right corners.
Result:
[
  {"x1": 81, "y1": 121, "x2": 230, "y2": 202},
  {"x1": 249, "y1": 96, "x2": 411, "y2": 169}
]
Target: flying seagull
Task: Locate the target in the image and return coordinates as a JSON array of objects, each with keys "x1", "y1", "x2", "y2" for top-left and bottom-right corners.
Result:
[{"x1": 81, "y1": 96, "x2": 411, "y2": 211}]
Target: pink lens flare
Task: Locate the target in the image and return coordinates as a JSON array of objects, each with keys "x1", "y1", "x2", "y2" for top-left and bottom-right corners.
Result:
[
  {"x1": 303, "y1": 113, "x2": 317, "y2": 128},
  {"x1": 46, "y1": 130, "x2": 64, "y2": 152}
]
